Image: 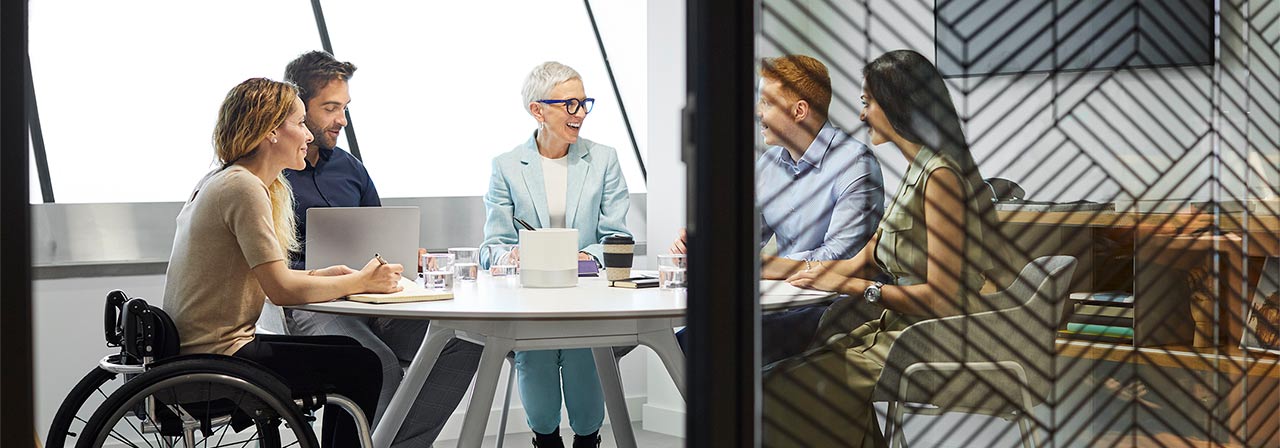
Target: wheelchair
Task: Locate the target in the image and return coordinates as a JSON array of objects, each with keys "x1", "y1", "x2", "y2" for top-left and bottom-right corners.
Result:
[{"x1": 46, "y1": 290, "x2": 372, "y2": 448}]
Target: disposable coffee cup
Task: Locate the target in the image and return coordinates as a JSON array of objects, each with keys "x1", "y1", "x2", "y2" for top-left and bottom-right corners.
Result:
[{"x1": 601, "y1": 234, "x2": 635, "y2": 281}]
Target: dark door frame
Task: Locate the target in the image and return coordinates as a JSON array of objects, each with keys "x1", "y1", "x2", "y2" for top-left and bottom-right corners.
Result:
[
  {"x1": 2, "y1": 0, "x2": 36, "y2": 445},
  {"x1": 684, "y1": 0, "x2": 760, "y2": 446}
]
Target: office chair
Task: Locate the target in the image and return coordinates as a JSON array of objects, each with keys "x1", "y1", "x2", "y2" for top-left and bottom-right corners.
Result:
[{"x1": 874, "y1": 256, "x2": 1077, "y2": 448}]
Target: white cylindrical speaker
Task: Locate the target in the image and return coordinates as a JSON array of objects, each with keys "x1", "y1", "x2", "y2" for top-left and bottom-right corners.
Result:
[{"x1": 519, "y1": 228, "x2": 579, "y2": 288}]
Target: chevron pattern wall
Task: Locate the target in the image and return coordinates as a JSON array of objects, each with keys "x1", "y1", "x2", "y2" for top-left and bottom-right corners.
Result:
[{"x1": 757, "y1": 1, "x2": 1279, "y2": 446}]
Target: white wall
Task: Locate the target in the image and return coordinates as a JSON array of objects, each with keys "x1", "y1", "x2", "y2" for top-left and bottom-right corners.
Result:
[{"x1": 642, "y1": 0, "x2": 689, "y2": 438}]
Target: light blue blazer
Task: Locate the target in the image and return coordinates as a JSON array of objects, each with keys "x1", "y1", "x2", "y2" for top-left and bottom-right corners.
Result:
[{"x1": 480, "y1": 131, "x2": 631, "y2": 267}]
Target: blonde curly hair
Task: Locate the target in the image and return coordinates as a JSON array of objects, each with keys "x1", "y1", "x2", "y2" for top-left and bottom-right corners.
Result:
[{"x1": 212, "y1": 77, "x2": 301, "y2": 255}]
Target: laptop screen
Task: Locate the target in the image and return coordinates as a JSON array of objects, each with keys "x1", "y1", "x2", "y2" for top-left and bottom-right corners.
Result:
[{"x1": 305, "y1": 206, "x2": 420, "y2": 276}]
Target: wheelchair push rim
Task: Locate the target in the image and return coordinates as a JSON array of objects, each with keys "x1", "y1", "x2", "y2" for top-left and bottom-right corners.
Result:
[{"x1": 75, "y1": 364, "x2": 317, "y2": 448}]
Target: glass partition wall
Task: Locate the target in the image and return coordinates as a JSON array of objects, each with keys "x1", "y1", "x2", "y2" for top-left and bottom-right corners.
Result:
[{"x1": 749, "y1": 0, "x2": 1279, "y2": 446}]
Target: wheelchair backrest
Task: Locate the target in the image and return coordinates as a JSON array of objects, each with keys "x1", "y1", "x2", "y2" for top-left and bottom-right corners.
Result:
[{"x1": 106, "y1": 291, "x2": 181, "y2": 363}]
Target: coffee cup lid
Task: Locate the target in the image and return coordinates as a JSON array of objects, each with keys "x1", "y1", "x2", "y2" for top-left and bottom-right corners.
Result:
[{"x1": 601, "y1": 234, "x2": 634, "y2": 245}]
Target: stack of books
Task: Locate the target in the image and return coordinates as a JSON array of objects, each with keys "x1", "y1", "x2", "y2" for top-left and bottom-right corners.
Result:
[{"x1": 1060, "y1": 291, "x2": 1134, "y2": 342}]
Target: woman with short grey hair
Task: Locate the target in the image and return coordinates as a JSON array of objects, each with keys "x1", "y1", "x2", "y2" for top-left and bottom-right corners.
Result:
[{"x1": 479, "y1": 61, "x2": 631, "y2": 448}]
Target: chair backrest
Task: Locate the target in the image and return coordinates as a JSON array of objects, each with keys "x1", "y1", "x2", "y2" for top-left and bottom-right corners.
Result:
[
  {"x1": 873, "y1": 256, "x2": 1077, "y2": 411},
  {"x1": 256, "y1": 301, "x2": 290, "y2": 335},
  {"x1": 103, "y1": 290, "x2": 132, "y2": 348},
  {"x1": 119, "y1": 297, "x2": 182, "y2": 363},
  {"x1": 984, "y1": 177, "x2": 1026, "y2": 202}
]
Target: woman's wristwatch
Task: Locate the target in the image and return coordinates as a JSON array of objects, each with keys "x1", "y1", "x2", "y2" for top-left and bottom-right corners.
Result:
[{"x1": 864, "y1": 281, "x2": 885, "y2": 303}]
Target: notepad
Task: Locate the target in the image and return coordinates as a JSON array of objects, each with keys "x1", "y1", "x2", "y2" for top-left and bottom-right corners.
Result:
[
  {"x1": 347, "y1": 278, "x2": 454, "y2": 304},
  {"x1": 611, "y1": 276, "x2": 659, "y2": 289}
]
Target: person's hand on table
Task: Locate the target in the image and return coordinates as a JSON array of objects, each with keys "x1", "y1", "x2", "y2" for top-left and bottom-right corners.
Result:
[
  {"x1": 360, "y1": 257, "x2": 404, "y2": 293},
  {"x1": 578, "y1": 252, "x2": 593, "y2": 261},
  {"x1": 489, "y1": 247, "x2": 520, "y2": 274},
  {"x1": 670, "y1": 228, "x2": 687, "y2": 254},
  {"x1": 311, "y1": 265, "x2": 356, "y2": 276},
  {"x1": 786, "y1": 261, "x2": 856, "y2": 293}
]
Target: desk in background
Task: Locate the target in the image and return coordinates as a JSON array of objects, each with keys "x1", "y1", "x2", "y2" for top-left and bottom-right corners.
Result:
[
  {"x1": 999, "y1": 210, "x2": 1279, "y2": 347},
  {"x1": 1002, "y1": 209, "x2": 1279, "y2": 446}
]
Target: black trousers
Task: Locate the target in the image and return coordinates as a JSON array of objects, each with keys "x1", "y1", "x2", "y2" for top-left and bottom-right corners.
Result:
[
  {"x1": 677, "y1": 303, "x2": 829, "y2": 366},
  {"x1": 234, "y1": 334, "x2": 382, "y2": 448}
]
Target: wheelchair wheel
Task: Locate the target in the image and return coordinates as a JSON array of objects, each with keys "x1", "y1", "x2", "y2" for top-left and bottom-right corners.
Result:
[
  {"x1": 46, "y1": 364, "x2": 120, "y2": 447},
  {"x1": 74, "y1": 357, "x2": 319, "y2": 448}
]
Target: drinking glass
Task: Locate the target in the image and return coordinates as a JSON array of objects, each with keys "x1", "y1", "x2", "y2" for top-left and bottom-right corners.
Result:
[
  {"x1": 422, "y1": 253, "x2": 455, "y2": 291},
  {"x1": 487, "y1": 244, "x2": 520, "y2": 276},
  {"x1": 657, "y1": 254, "x2": 687, "y2": 290},
  {"x1": 449, "y1": 247, "x2": 479, "y2": 281}
]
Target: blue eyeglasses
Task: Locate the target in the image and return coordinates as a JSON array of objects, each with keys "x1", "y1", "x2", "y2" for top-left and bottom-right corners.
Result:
[{"x1": 537, "y1": 97, "x2": 595, "y2": 115}]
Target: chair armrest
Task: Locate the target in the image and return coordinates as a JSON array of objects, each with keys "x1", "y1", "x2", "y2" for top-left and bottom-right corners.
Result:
[
  {"x1": 901, "y1": 361, "x2": 1028, "y2": 388},
  {"x1": 896, "y1": 361, "x2": 1036, "y2": 418}
]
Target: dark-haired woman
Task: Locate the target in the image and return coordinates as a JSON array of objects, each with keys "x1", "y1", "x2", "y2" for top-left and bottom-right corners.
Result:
[{"x1": 759, "y1": 50, "x2": 1013, "y2": 447}]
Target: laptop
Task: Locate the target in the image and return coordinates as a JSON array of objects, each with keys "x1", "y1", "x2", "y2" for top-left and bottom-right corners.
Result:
[{"x1": 305, "y1": 206, "x2": 420, "y2": 276}]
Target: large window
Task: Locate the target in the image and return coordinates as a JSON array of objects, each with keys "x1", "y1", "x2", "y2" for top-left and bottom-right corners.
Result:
[
  {"x1": 28, "y1": 1, "x2": 647, "y2": 203},
  {"x1": 30, "y1": 137, "x2": 42, "y2": 204},
  {"x1": 319, "y1": 0, "x2": 648, "y2": 197},
  {"x1": 29, "y1": 1, "x2": 321, "y2": 203}
]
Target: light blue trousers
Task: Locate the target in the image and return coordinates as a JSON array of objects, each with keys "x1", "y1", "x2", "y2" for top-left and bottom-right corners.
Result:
[{"x1": 515, "y1": 348, "x2": 604, "y2": 435}]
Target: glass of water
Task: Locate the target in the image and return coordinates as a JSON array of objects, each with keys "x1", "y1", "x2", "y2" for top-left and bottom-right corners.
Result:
[
  {"x1": 421, "y1": 253, "x2": 455, "y2": 291},
  {"x1": 487, "y1": 244, "x2": 520, "y2": 276},
  {"x1": 449, "y1": 247, "x2": 479, "y2": 281},
  {"x1": 657, "y1": 254, "x2": 687, "y2": 290}
]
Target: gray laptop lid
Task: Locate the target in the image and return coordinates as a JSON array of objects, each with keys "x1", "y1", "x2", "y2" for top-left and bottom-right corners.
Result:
[{"x1": 305, "y1": 206, "x2": 420, "y2": 274}]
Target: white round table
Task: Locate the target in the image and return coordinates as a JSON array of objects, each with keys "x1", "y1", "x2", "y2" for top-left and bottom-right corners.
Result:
[{"x1": 293, "y1": 272, "x2": 835, "y2": 448}]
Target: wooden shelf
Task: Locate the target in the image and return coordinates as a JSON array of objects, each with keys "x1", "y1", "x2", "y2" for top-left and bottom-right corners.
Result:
[
  {"x1": 999, "y1": 210, "x2": 1208, "y2": 230},
  {"x1": 999, "y1": 210, "x2": 1279, "y2": 237},
  {"x1": 1056, "y1": 339, "x2": 1280, "y2": 377}
]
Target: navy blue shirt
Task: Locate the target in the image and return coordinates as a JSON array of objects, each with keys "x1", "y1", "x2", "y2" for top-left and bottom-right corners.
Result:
[{"x1": 284, "y1": 146, "x2": 381, "y2": 269}]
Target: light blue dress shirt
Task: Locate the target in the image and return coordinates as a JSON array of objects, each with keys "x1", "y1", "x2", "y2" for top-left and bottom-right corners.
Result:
[{"x1": 757, "y1": 121, "x2": 884, "y2": 261}]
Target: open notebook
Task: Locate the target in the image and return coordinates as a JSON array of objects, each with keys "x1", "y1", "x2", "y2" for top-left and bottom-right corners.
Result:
[{"x1": 347, "y1": 277, "x2": 454, "y2": 304}]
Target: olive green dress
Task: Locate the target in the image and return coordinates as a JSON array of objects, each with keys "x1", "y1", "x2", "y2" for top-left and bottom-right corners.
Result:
[{"x1": 761, "y1": 146, "x2": 1007, "y2": 447}]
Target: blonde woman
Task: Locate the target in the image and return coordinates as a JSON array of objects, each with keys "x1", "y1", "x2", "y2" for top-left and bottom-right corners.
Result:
[{"x1": 163, "y1": 78, "x2": 402, "y2": 447}]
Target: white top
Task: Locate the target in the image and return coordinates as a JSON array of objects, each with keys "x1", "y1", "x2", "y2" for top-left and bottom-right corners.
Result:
[
  {"x1": 542, "y1": 155, "x2": 569, "y2": 228},
  {"x1": 292, "y1": 272, "x2": 835, "y2": 321}
]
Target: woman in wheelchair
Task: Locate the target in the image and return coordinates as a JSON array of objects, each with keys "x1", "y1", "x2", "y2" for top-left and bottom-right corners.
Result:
[
  {"x1": 161, "y1": 77, "x2": 403, "y2": 447},
  {"x1": 757, "y1": 50, "x2": 1015, "y2": 447}
]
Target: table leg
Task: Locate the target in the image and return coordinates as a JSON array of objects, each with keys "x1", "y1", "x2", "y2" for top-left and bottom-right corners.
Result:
[
  {"x1": 457, "y1": 336, "x2": 516, "y2": 448},
  {"x1": 373, "y1": 324, "x2": 455, "y2": 448},
  {"x1": 592, "y1": 347, "x2": 637, "y2": 448},
  {"x1": 638, "y1": 327, "x2": 687, "y2": 401}
]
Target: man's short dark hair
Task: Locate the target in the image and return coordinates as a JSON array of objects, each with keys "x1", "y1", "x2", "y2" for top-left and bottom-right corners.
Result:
[{"x1": 283, "y1": 51, "x2": 357, "y2": 104}]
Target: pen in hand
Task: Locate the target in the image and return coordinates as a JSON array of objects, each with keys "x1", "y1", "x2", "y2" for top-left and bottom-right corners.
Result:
[
  {"x1": 513, "y1": 216, "x2": 536, "y2": 231},
  {"x1": 375, "y1": 253, "x2": 388, "y2": 266}
]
